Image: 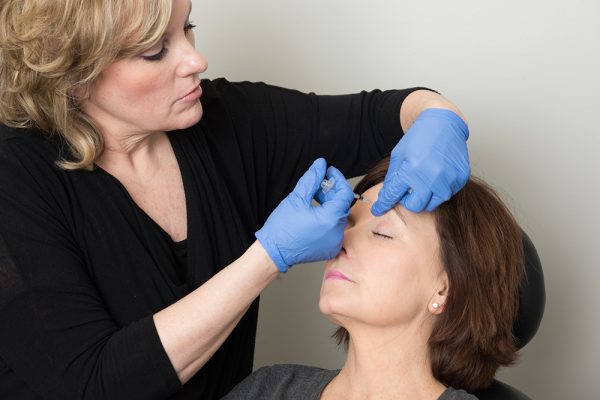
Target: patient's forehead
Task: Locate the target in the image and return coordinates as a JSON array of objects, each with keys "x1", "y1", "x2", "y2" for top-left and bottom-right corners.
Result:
[
  {"x1": 350, "y1": 183, "x2": 391, "y2": 220},
  {"x1": 351, "y1": 183, "x2": 429, "y2": 227},
  {"x1": 361, "y1": 184, "x2": 384, "y2": 205}
]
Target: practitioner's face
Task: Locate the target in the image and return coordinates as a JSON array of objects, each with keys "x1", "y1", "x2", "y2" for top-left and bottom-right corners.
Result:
[
  {"x1": 319, "y1": 183, "x2": 447, "y2": 329},
  {"x1": 80, "y1": 0, "x2": 208, "y2": 137}
]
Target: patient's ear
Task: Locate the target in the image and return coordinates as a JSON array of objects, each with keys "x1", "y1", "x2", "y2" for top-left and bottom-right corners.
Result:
[{"x1": 428, "y1": 274, "x2": 449, "y2": 315}]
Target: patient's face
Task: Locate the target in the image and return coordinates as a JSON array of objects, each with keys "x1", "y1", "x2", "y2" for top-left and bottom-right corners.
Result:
[{"x1": 319, "y1": 183, "x2": 444, "y2": 329}]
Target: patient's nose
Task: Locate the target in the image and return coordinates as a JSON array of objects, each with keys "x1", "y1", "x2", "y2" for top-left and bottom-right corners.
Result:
[{"x1": 340, "y1": 225, "x2": 359, "y2": 257}]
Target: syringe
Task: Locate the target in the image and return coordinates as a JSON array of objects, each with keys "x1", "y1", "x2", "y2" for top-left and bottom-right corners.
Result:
[{"x1": 320, "y1": 178, "x2": 371, "y2": 204}]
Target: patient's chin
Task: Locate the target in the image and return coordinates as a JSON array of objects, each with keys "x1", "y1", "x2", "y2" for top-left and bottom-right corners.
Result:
[
  {"x1": 318, "y1": 292, "x2": 350, "y2": 324},
  {"x1": 318, "y1": 301, "x2": 346, "y2": 327},
  {"x1": 318, "y1": 293, "x2": 335, "y2": 317}
]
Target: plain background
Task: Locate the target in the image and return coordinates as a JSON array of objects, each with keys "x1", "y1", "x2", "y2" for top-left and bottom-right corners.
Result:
[{"x1": 191, "y1": 1, "x2": 599, "y2": 398}]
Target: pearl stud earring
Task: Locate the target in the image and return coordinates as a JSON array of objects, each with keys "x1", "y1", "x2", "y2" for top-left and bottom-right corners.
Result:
[{"x1": 432, "y1": 302, "x2": 440, "y2": 309}]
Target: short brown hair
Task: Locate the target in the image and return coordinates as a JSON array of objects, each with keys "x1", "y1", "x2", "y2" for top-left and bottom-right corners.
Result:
[
  {"x1": 0, "y1": 0, "x2": 171, "y2": 170},
  {"x1": 333, "y1": 157, "x2": 523, "y2": 392}
]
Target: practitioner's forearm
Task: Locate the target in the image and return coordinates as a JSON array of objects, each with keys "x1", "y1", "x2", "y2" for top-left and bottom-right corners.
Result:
[{"x1": 153, "y1": 241, "x2": 278, "y2": 383}]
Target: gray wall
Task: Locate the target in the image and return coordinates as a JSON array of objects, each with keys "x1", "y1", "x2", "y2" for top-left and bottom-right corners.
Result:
[{"x1": 192, "y1": 1, "x2": 600, "y2": 398}]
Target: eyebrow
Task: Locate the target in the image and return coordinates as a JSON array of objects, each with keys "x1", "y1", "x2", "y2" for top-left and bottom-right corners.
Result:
[{"x1": 392, "y1": 205, "x2": 408, "y2": 226}]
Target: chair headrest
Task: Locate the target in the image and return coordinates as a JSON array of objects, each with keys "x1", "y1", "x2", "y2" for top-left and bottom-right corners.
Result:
[{"x1": 514, "y1": 230, "x2": 545, "y2": 348}]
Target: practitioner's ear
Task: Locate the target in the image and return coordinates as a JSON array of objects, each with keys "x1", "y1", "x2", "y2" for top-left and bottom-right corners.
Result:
[{"x1": 69, "y1": 82, "x2": 90, "y2": 102}]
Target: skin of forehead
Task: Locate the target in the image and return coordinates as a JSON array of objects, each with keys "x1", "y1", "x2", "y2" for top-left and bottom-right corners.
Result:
[{"x1": 350, "y1": 184, "x2": 408, "y2": 226}]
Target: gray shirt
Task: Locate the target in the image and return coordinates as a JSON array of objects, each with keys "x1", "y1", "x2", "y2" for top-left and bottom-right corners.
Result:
[{"x1": 222, "y1": 364, "x2": 479, "y2": 400}]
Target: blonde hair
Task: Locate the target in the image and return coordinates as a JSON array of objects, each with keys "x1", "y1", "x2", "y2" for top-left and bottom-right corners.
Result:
[{"x1": 0, "y1": 0, "x2": 172, "y2": 170}]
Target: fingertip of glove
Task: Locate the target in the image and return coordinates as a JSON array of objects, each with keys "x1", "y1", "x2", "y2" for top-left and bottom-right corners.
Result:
[
  {"x1": 313, "y1": 157, "x2": 327, "y2": 170},
  {"x1": 370, "y1": 202, "x2": 385, "y2": 216},
  {"x1": 400, "y1": 196, "x2": 424, "y2": 213},
  {"x1": 326, "y1": 166, "x2": 349, "y2": 186},
  {"x1": 425, "y1": 204, "x2": 437, "y2": 213}
]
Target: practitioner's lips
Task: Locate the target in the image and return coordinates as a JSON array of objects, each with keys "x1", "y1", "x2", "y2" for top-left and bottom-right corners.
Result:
[{"x1": 178, "y1": 84, "x2": 202, "y2": 102}]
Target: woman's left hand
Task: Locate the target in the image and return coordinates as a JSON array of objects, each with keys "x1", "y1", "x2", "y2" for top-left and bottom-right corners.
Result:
[{"x1": 371, "y1": 108, "x2": 470, "y2": 214}]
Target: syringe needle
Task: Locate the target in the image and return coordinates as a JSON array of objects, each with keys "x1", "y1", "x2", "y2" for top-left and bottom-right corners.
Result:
[{"x1": 353, "y1": 193, "x2": 371, "y2": 204}]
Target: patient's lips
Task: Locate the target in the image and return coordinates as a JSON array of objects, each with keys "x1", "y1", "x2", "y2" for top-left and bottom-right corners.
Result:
[{"x1": 325, "y1": 269, "x2": 351, "y2": 281}]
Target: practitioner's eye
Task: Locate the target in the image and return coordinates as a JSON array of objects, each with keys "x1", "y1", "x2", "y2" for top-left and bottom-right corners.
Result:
[
  {"x1": 184, "y1": 21, "x2": 196, "y2": 34},
  {"x1": 143, "y1": 46, "x2": 168, "y2": 62},
  {"x1": 142, "y1": 39, "x2": 168, "y2": 62}
]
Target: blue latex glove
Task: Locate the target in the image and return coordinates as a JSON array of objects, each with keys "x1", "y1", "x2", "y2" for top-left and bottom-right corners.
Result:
[
  {"x1": 371, "y1": 108, "x2": 470, "y2": 214},
  {"x1": 256, "y1": 158, "x2": 354, "y2": 272}
]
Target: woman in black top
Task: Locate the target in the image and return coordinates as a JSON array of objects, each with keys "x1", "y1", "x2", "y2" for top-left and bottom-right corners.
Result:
[{"x1": 0, "y1": 1, "x2": 470, "y2": 399}]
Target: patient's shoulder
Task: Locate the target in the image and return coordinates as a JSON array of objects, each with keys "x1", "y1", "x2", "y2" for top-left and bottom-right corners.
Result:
[
  {"x1": 439, "y1": 387, "x2": 479, "y2": 400},
  {"x1": 222, "y1": 364, "x2": 339, "y2": 400},
  {"x1": 265, "y1": 364, "x2": 339, "y2": 380}
]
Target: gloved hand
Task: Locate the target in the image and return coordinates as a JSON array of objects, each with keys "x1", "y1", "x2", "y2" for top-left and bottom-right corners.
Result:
[
  {"x1": 256, "y1": 158, "x2": 354, "y2": 272},
  {"x1": 371, "y1": 108, "x2": 470, "y2": 214}
]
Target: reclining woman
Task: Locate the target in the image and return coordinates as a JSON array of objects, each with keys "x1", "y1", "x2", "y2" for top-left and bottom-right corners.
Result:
[{"x1": 223, "y1": 156, "x2": 524, "y2": 400}]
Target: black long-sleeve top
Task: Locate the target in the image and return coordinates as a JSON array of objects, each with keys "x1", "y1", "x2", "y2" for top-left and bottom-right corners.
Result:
[{"x1": 0, "y1": 79, "x2": 425, "y2": 399}]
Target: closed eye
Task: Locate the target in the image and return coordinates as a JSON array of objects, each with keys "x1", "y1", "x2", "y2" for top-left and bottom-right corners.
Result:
[
  {"x1": 373, "y1": 231, "x2": 393, "y2": 240},
  {"x1": 142, "y1": 45, "x2": 168, "y2": 61},
  {"x1": 142, "y1": 22, "x2": 196, "y2": 62}
]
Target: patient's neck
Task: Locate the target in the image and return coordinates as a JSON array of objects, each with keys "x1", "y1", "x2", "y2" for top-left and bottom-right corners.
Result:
[{"x1": 321, "y1": 324, "x2": 446, "y2": 400}]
